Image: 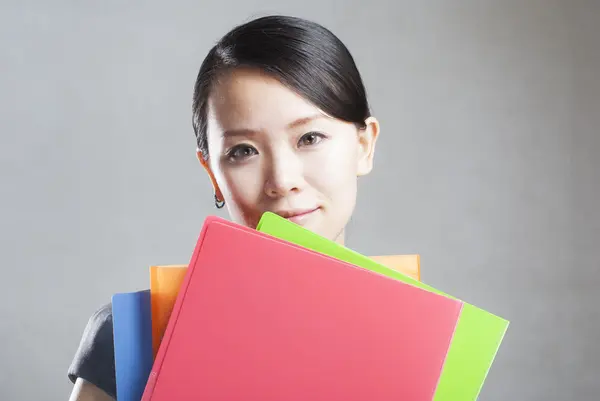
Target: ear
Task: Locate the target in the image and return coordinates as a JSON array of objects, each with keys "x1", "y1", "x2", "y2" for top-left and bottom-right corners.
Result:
[
  {"x1": 356, "y1": 116, "x2": 380, "y2": 176},
  {"x1": 197, "y1": 150, "x2": 224, "y2": 203}
]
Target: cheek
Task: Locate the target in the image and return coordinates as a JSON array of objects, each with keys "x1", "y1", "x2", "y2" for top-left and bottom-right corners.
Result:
[
  {"x1": 224, "y1": 168, "x2": 261, "y2": 201},
  {"x1": 305, "y1": 144, "x2": 358, "y2": 203},
  {"x1": 217, "y1": 163, "x2": 265, "y2": 222}
]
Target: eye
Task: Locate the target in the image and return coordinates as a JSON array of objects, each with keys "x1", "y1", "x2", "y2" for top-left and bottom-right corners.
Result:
[
  {"x1": 298, "y1": 131, "x2": 326, "y2": 147},
  {"x1": 226, "y1": 144, "x2": 258, "y2": 162}
]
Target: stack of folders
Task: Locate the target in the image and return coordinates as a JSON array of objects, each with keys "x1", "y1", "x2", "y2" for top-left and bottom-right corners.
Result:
[{"x1": 110, "y1": 212, "x2": 509, "y2": 401}]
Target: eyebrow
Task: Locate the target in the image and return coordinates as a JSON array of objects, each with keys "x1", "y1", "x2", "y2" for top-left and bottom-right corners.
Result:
[
  {"x1": 286, "y1": 114, "x2": 327, "y2": 129},
  {"x1": 221, "y1": 114, "x2": 327, "y2": 138}
]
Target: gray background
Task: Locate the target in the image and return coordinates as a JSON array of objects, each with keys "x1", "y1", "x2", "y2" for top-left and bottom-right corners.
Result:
[{"x1": 1, "y1": 0, "x2": 598, "y2": 400}]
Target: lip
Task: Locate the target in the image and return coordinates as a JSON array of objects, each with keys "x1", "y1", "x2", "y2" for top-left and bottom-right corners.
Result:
[{"x1": 274, "y1": 207, "x2": 320, "y2": 225}]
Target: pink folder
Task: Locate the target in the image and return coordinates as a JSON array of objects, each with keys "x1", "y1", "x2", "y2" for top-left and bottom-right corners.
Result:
[{"x1": 142, "y1": 217, "x2": 463, "y2": 401}]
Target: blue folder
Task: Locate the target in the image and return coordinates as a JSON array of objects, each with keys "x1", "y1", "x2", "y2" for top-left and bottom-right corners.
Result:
[{"x1": 112, "y1": 289, "x2": 153, "y2": 401}]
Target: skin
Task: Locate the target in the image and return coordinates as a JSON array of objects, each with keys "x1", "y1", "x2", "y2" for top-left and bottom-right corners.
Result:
[
  {"x1": 69, "y1": 378, "x2": 114, "y2": 401},
  {"x1": 199, "y1": 67, "x2": 380, "y2": 244},
  {"x1": 68, "y1": 67, "x2": 379, "y2": 401}
]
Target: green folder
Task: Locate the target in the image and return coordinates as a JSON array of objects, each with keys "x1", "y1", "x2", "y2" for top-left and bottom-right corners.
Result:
[{"x1": 256, "y1": 212, "x2": 509, "y2": 401}]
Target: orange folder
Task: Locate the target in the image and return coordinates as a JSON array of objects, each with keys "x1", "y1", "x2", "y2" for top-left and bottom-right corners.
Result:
[
  {"x1": 149, "y1": 255, "x2": 420, "y2": 357},
  {"x1": 371, "y1": 254, "x2": 420, "y2": 281},
  {"x1": 149, "y1": 265, "x2": 187, "y2": 357}
]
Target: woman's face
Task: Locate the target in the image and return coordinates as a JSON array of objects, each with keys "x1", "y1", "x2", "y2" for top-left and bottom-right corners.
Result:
[{"x1": 201, "y1": 68, "x2": 379, "y2": 244}]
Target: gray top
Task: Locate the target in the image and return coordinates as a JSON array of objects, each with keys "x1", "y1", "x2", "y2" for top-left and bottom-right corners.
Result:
[{"x1": 68, "y1": 303, "x2": 116, "y2": 399}]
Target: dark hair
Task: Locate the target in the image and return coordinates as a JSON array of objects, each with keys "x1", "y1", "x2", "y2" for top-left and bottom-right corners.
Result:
[{"x1": 192, "y1": 15, "x2": 371, "y2": 160}]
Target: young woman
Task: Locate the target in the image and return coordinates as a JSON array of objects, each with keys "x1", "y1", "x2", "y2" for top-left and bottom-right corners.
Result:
[{"x1": 67, "y1": 15, "x2": 380, "y2": 401}]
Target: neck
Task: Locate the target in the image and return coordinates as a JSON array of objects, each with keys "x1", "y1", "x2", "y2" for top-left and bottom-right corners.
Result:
[{"x1": 334, "y1": 228, "x2": 345, "y2": 246}]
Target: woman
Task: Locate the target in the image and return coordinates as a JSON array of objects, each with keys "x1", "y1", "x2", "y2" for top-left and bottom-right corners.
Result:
[{"x1": 67, "y1": 15, "x2": 380, "y2": 400}]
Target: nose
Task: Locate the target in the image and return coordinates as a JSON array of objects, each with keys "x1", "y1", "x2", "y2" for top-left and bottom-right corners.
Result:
[{"x1": 263, "y1": 148, "x2": 304, "y2": 198}]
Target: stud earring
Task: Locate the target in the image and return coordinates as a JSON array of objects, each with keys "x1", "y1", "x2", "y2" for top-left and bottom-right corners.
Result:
[{"x1": 214, "y1": 194, "x2": 225, "y2": 209}]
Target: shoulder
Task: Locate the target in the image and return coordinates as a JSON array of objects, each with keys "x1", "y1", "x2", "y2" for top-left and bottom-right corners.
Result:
[
  {"x1": 82, "y1": 302, "x2": 113, "y2": 336},
  {"x1": 68, "y1": 302, "x2": 116, "y2": 399}
]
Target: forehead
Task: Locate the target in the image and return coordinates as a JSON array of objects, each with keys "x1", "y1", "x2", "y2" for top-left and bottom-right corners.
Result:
[{"x1": 207, "y1": 68, "x2": 326, "y2": 134}]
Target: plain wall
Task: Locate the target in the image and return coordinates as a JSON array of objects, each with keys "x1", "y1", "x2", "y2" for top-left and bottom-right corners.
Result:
[{"x1": 1, "y1": 1, "x2": 598, "y2": 400}]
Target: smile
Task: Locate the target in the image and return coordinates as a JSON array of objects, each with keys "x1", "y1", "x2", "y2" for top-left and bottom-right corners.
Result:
[{"x1": 274, "y1": 207, "x2": 320, "y2": 225}]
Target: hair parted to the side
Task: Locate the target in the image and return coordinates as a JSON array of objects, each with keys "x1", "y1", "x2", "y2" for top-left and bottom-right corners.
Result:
[{"x1": 192, "y1": 15, "x2": 372, "y2": 160}]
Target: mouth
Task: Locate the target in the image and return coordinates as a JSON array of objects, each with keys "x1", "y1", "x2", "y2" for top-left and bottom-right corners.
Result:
[{"x1": 274, "y1": 207, "x2": 320, "y2": 225}]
